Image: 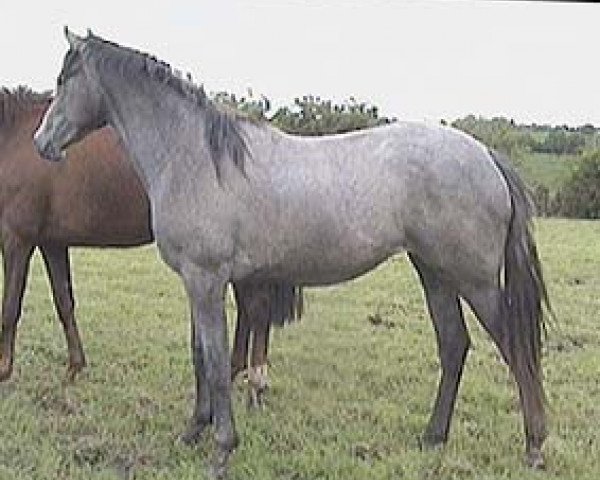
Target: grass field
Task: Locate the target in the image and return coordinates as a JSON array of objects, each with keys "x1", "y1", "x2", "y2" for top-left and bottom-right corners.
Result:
[{"x1": 0, "y1": 218, "x2": 599, "y2": 479}]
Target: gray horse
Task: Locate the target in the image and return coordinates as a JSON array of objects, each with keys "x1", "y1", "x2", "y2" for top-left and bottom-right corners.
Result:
[{"x1": 34, "y1": 28, "x2": 551, "y2": 477}]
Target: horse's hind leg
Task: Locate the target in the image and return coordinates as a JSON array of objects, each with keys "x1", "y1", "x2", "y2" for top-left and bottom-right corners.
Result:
[
  {"x1": 463, "y1": 284, "x2": 546, "y2": 468},
  {"x1": 234, "y1": 282, "x2": 271, "y2": 409},
  {"x1": 230, "y1": 283, "x2": 251, "y2": 381},
  {"x1": 248, "y1": 312, "x2": 271, "y2": 409},
  {"x1": 40, "y1": 245, "x2": 86, "y2": 382},
  {"x1": 409, "y1": 254, "x2": 470, "y2": 447},
  {"x1": 0, "y1": 237, "x2": 34, "y2": 381}
]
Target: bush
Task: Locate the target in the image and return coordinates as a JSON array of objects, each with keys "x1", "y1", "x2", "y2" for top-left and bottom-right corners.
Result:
[{"x1": 555, "y1": 151, "x2": 600, "y2": 218}]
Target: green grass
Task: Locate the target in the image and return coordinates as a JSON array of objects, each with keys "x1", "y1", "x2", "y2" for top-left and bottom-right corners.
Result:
[{"x1": 1, "y1": 218, "x2": 599, "y2": 479}]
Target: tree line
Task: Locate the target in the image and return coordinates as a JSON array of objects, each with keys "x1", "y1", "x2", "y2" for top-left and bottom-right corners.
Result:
[{"x1": 452, "y1": 115, "x2": 600, "y2": 218}]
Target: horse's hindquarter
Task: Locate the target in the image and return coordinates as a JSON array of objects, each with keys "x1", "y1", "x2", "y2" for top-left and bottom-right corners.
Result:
[{"x1": 397, "y1": 125, "x2": 512, "y2": 283}]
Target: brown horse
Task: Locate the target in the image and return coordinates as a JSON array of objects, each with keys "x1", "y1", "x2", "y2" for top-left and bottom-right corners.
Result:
[{"x1": 0, "y1": 86, "x2": 300, "y2": 400}]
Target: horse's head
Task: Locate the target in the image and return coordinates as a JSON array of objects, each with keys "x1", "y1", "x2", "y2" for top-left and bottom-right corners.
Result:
[{"x1": 34, "y1": 27, "x2": 107, "y2": 161}]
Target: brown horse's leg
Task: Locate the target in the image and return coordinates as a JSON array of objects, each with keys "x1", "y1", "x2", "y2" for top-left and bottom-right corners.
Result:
[
  {"x1": 233, "y1": 282, "x2": 273, "y2": 409},
  {"x1": 230, "y1": 283, "x2": 251, "y2": 381},
  {"x1": 0, "y1": 237, "x2": 34, "y2": 381},
  {"x1": 248, "y1": 313, "x2": 271, "y2": 409},
  {"x1": 409, "y1": 254, "x2": 470, "y2": 446},
  {"x1": 465, "y1": 285, "x2": 546, "y2": 469},
  {"x1": 40, "y1": 245, "x2": 86, "y2": 382}
]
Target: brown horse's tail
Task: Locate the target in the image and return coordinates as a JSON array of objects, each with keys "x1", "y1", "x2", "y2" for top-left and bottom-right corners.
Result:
[
  {"x1": 268, "y1": 284, "x2": 303, "y2": 326},
  {"x1": 489, "y1": 149, "x2": 553, "y2": 391}
]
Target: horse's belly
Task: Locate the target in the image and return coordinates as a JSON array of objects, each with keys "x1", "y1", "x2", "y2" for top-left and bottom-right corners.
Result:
[
  {"x1": 234, "y1": 232, "x2": 404, "y2": 286},
  {"x1": 283, "y1": 254, "x2": 394, "y2": 286}
]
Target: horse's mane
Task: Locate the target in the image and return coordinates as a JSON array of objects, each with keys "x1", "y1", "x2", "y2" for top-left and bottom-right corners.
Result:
[
  {"x1": 79, "y1": 33, "x2": 252, "y2": 177},
  {"x1": 0, "y1": 86, "x2": 51, "y2": 130}
]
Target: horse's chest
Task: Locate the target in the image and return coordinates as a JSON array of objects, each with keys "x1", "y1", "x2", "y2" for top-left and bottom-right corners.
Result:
[{"x1": 151, "y1": 201, "x2": 236, "y2": 274}]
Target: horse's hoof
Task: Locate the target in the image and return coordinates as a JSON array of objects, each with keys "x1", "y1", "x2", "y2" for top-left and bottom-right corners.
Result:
[
  {"x1": 208, "y1": 447, "x2": 231, "y2": 479},
  {"x1": 526, "y1": 449, "x2": 545, "y2": 470},
  {"x1": 207, "y1": 461, "x2": 228, "y2": 479},
  {"x1": 178, "y1": 427, "x2": 204, "y2": 446},
  {"x1": 178, "y1": 416, "x2": 210, "y2": 446},
  {"x1": 418, "y1": 431, "x2": 446, "y2": 450}
]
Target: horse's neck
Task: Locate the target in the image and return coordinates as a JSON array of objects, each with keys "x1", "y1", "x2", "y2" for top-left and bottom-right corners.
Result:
[
  {"x1": 0, "y1": 102, "x2": 47, "y2": 145},
  {"x1": 102, "y1": 78, "x2": 194, "y2": 191}
]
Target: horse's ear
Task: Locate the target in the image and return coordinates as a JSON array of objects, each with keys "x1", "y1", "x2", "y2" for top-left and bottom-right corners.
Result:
[
  {"x1": 87, "y1": 28, "x2": 94, "y2": 39},
  {"x1": 64, "y1": 26, "x2": 83, "y2": 50}
]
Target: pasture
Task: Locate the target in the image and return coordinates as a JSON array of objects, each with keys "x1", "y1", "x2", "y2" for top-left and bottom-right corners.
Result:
[{"x1": 0, "y1": 218, "x2": 598, "y2": 479}]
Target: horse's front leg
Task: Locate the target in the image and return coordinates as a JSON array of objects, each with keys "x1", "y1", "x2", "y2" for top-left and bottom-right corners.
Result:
[
  {"x1": 40, "y1": 245, "x2": 86, "y2": 382},
  {"x1": 0, "y1": 237, "x2": 34, "y2": 381},
  {"x1": 180, "y1": 264, "x2": 238, "y2": 479},
  {"x1": 179, "y1": 308, "x2": 212, "y2": 445}
]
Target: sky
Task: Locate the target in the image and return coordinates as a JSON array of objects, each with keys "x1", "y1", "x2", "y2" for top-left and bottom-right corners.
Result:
[{"x1": 2, "y1": 0, "x2": 599, "y2": 126}]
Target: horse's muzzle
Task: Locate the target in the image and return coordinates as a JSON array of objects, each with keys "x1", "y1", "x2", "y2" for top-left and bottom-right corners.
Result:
[{"x1": 33, "y1": 133, "x2": 65, "y2": 162}]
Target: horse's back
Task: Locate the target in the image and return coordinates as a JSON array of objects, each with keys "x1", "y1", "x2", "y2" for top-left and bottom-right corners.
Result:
[{"x1": 223, "y1": 122, "x2": 513, "y2": 285}]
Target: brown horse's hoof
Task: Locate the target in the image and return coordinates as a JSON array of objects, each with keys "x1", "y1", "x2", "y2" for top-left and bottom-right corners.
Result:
[
  {"x1": 230, "y1": 363, "x2": 247, "y2": 382},
  {"x1": 246, "y1": 364, "x2": 268, "y2": 410},
  {"x1": 65, "y1": 361, "x2": 86, "y2": 384},
  {"x1": 246, "y1": 385, "x2": 268, "y2": 411},
  {"x1": 0, "y1": 357, "x2": 13, "y2": 382},
  {"x1": 526, "y1": 449, "x2": 545, "y2": 470}
]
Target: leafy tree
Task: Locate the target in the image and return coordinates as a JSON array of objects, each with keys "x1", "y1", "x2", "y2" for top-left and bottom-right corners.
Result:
[
  {"x1": 270, "y1": 95, "x2": 394, "y2": 136},
  {"x1": 452, "y1": 115, "x2": 535, "y2": 157},
  {"x1": 212, "y1": 91, "x2": 394, "y2": 135}
]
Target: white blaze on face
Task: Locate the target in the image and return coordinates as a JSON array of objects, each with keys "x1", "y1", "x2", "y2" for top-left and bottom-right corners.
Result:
[
  {"x1": 33, "y1": 101, "x2": 66, "y2": 161},
  {"x1": 33, "y1": 101, "x2": 56, "y2": 144}
]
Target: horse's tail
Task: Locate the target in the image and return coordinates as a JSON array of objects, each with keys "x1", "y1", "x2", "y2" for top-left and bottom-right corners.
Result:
[
  {"x1": 488, "y1": 149, "x2": 552, "y2": 391},
  {"x1": 268, "y1": 283, "x2": 303, "y2": 326}
]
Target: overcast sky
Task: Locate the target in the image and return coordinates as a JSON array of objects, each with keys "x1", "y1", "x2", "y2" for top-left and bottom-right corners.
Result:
[{"x1": 2, "y1": 1, "x2": 598, "y2": 126}]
